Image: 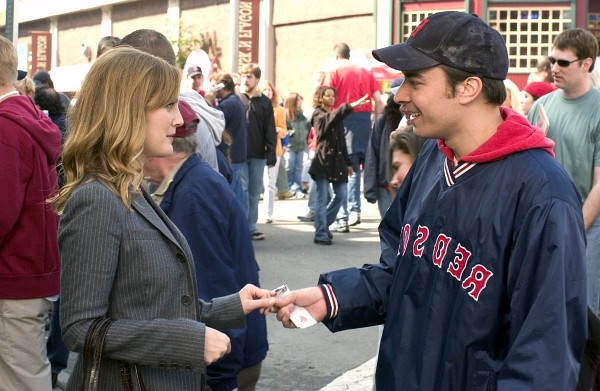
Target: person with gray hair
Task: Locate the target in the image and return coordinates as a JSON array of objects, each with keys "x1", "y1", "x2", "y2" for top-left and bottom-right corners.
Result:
[{"x1": 144, "y1": 101, "x2": 268, "y2": 391}]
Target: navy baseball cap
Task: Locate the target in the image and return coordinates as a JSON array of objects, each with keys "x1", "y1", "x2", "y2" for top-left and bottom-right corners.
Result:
[
  {"x1": 17, "y1": 70, "x2": 27, "y2": 80},
  {"x1": 372, "y1": 11, "x2": 508, "y2": 80}
]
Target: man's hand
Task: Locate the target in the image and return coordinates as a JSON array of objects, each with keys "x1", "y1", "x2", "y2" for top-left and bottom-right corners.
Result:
[
  {"x1": 273, "y1": 287, "x2": 327, "y2": 328},
  {"x1": 204, "y1": 327, "x2": 231, "y2": 364},
  {"x1": 239, "y1": 284, "x2": 275, "y2": 315}
]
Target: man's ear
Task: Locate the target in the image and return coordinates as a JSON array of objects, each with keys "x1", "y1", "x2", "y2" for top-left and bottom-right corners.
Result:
[
  {"x1": 456, "y1": 76, "x2": 483, "y2": 104},
  {"x1": 583, "y1": 57, "x2": 594, "y2": 73}
]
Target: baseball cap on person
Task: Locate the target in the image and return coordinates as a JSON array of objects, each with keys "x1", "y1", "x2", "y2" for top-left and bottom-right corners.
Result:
[
  {"x1": 523, "y1": 81, "x2": 556, "y2": 99},
  {"x1": 17, "y1": 70, "x2": 27, "y2": 80},
  {"x1": 372, "y1": 11, "x2": 508, "y2": 80},
  {"x1": 390, "y1": 77, "x2": 405, "y2": 95},
  {"x1": 175, "y1": 100, "x2": 199, "y2": 138},
  {"x1": 187, "y1": 65, "x2": 202, "y2": 78}
]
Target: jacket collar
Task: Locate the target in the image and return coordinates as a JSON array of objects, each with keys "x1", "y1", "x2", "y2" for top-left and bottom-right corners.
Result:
[{"x1": 132, "y1": 186, "x2": 183, "y2": 250}]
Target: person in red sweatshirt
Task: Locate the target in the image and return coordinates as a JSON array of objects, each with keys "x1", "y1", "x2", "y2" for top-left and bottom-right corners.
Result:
[{"x1": 0, "y1": 36, "x2": 62, "y2": 389}]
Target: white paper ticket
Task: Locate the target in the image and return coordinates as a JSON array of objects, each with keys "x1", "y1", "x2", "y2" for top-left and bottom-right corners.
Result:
[{"x1": 273, "y1": 284, "x2": 317, "y2": 329}]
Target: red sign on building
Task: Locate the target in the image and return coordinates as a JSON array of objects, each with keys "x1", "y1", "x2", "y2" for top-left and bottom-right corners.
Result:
[
  {"x1": 31, "y1": 31, "x2": 52, "y2": 72},
  {"x1": 238, "y1": 0, "x2": 260, "y2": 71}
]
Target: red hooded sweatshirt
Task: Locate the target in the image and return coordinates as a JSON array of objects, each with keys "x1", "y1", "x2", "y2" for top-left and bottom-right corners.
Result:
[
  {"x1": 0, "y1": 94, "x2": 61, "y2": 299},
  {"x1": 437, "y1": 107, "x2": 555, "y2": 164}
]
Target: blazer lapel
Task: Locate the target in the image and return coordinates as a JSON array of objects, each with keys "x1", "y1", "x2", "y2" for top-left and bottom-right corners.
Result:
[{"x1": 132, "y1": 187, "x2": 182, "y2": 249}]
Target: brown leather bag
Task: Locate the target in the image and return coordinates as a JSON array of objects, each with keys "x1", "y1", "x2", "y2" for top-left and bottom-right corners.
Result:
[{"x1": 80, "y1": 317, "x2": 147, "y2": 391}]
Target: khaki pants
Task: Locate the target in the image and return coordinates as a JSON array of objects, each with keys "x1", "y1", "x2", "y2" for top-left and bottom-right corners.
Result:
[
  {"x1": 0, "y1": 298, "x2": 52, "y2": 391},
  {"x1": 237, "y1": 362, "x2": 262, "y2": 391}
]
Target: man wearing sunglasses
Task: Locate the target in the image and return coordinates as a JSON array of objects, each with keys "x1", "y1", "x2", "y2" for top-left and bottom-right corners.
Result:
[{"x1": 528, "y1": 28, "x2": 600, "y2": 316}]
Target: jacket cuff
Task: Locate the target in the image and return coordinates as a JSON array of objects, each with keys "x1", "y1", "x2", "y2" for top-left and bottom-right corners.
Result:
[{"x1": 318, "y1": 284, "x2": 338, "y2": 319}]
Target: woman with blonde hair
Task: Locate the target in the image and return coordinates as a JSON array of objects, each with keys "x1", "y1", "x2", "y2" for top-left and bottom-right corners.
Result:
[
  {"x1": 53, "y1": 47, "x2": 273, "y2": 390},
  {"x1": 502, "y1": 78, "x2": 523, "y2": 115}
]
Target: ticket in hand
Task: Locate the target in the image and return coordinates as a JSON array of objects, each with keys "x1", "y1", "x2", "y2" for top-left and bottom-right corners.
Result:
[{"x1": 272, "y1": 284, "x2": 318, "y2": 329}]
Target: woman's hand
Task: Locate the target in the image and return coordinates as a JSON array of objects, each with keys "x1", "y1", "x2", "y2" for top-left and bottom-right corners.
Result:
[
  {"x1": 204, "y1": 327, "x2": 231, "y2": 364},
  {"x1": 239, "y1": 284, "x2": 276, "y2": 315}
]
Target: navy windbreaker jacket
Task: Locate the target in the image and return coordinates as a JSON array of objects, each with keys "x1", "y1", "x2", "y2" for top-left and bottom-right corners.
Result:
[
  {"x1": 159, "y1": 154, "x2": 268, "y2": 391},
  {"x1": 319, "y1": 108, "x2": 587, "y2": 390}
]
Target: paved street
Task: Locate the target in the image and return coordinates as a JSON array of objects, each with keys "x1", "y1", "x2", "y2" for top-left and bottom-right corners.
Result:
[{"x1": 55, "y1": 194, "x2": 383, "y2": 390}]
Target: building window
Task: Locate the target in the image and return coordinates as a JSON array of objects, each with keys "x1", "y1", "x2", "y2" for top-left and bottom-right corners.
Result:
[
  {"x1": 401, "y1": 10, "x2": 460, "y2": 39},
  {"x1": 488, "y1": 7, "x2": 572, "y2": 72},
  {"x1": 589, "y1": 13, "x2": 600, "y2": 37}
]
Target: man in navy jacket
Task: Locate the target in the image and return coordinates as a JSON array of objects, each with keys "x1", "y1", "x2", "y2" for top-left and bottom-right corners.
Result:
[
  {"x1": 274, "y1": 11, "x2": 587, "y2": 391},
  {"x1": 144, "y1": 102, "x2": 268, "y2": 391}
]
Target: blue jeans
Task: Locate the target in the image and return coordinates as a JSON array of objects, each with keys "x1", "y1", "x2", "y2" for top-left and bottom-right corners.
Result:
[
  {"x1": 314, "y1": 177, "x2": 347, "y2": 241},
  {"x1": 587, "y1": 215, "x2": 600, "y2": 315},
  {"x1": 247, "y1": 158, "x2": 266, "y2": 233},
  {"x1": 231, "y1": 162, "x2": 248, "y2": 214},
  {"x1": 285, "y1": 150, "x2": 305, "y2": 194},
  {"x1": 339, "y1": 112, "x2": 371, "y2": 220},
  {"x1": 46, "y1": 299, "x2": 69, "y2": 375},
  {"x1": 337, "y1": 152, "x2": 365, "y2": 221}
]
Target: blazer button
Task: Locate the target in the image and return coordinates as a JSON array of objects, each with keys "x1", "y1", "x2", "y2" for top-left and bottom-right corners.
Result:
[
  {"x1": 181, "y1": 295, "x2": 193, "y2": 305},
  {"x1": 171, "y1": 363, "x2": 179, "y2": 370},
  {"x1": 176, "y1": 253, "x2": 186, "y2": 263},
  {"x1": 159, "y1": 363, "x2": 166, "y2": 369},
  {"x1": 185, "y1": 364, "x2": 193, "y2": 371}
]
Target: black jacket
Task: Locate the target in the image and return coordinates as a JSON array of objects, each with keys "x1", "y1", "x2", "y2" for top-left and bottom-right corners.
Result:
[
  {"x1": 240, "y1": 93, "x2": 277, "y2": 166},
  {"x1": 309, "y1": 104, "x2": 353, "y2": 182},
  {"x1": 364, "y1": 114, "x2": 391, "y2": 203}
]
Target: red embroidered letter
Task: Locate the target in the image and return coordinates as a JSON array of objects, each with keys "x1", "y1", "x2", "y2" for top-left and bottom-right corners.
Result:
[
  {"x1": 432, "y1": 234, "x2": 451, "y2": 268},
  {"x1": 402, "y1": 224, "x2": 411, "y2": 255},
  {"x1": 447, "y1": 244, "x2": 471, "y2": 281},
  {"x1": 412, "y1": 225, "x2": 429, "y2": 257},
  {"x1": 462, "y1": 264, "x2": 493, "y2": 301},
  {"x1": 410, "y1": 19, "x2": 430, "y2": 38}
]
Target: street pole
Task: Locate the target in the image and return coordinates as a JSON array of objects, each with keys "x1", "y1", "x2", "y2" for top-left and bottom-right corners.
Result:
[
  {"x1": 229, "y1": 0, "x2": 239, "y2": 73},
  {"x1": 4, "y1": 0, "x2": 14, "y2": 42}
]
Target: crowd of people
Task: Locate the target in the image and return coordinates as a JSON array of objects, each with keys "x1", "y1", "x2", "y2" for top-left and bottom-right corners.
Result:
[{"x1": 2, "y1": 9, "x2": 600, "y2": 391}]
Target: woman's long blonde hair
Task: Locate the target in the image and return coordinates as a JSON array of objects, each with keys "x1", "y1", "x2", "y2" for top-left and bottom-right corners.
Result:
[{"x1": 52, "y1": 47, "x2": 180, "y2": 212}]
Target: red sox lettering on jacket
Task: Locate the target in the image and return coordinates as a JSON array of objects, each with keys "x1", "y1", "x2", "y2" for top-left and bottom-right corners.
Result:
[{"x1": 400, "y1": 223, "x2": 493, "y2": 301}]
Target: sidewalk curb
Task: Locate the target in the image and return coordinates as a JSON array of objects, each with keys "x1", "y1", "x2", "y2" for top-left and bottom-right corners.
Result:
[{"x1": 320, "y1": 356, "x2": 376, "y2": 390}]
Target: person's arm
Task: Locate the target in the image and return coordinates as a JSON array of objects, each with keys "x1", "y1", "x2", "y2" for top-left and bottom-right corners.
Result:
[
  {"x1": 372, "y1": 90, "x2": 383, "y2": 118},
  {"x1": 583, "y1": 166, "x2": 600, "y2": 230},
  {"x1": 364, "y1": 117, "x2": 384, "y2": 203},
  {"x1": 276, "y1": 167, "x2": 411, "y2": 330},
  {"x1": 0, "y1": 129, "x2": 28, "y2": 243},
  {"x1": 274, "y1": 107, "x2": 288, "y2": 139},
  {"x1": 263, "y1": 102, "x2": 277, "y2": 167},
  {"x1": 496, "y1": 199, "x2": 586, "y2": 390}
]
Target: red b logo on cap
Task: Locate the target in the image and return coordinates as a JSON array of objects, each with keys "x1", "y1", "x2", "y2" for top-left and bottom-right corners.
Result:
[{"x1": 410, "y1": 18, "x2": 430, "y2": 38}]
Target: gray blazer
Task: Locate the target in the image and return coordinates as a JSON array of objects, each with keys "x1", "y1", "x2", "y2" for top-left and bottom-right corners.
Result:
[{"x1": 59, "y1": 179, "x2": 245, "y2": 390}]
